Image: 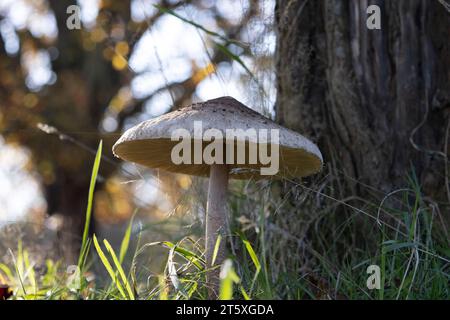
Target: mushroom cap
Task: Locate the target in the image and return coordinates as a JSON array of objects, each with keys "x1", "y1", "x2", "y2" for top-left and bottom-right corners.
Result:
[{"x1": 113, "y1": 96, "x2": 322, "y2": 180}]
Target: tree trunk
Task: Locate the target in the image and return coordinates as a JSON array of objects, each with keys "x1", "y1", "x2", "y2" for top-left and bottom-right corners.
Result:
[
  {"x1": 275, "y1": 0, "x2": 450, "y2": 197},
  {"x1": 45, "y1": 170, "x2": 100, "y2": 264},
  {"x1": 41, "y1": 0, "x2": 130, "y2": 256}
]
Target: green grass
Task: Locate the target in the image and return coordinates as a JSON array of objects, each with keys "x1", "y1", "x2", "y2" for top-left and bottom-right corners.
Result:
[
  {"x1": 0, "y1": 144, "x2": 448, "y2": 300},
  {"x1": 226, "y1": 169, "x2": 449, "y2": 299}
]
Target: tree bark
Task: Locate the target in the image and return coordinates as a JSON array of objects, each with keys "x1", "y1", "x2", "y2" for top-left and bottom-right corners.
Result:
[{"x1": 275, "y1": 0, "x2": 450, "y2": 197}]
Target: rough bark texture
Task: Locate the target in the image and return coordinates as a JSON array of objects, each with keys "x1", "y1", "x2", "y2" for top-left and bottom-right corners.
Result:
[
  {"x1": 275, "y1": 0, "x2": 450, "y2": 197},
  {"x1": 205, "y1": 164, "x2": 229, "y2": 299}
]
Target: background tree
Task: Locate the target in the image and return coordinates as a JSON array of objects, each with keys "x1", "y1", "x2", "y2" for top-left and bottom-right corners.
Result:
[{"x1": 275, "y1": 0, "x2": 450, "y2": 201}]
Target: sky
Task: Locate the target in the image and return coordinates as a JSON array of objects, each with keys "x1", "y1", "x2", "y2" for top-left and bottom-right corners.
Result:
[
  {"x1": 0, "y1": 0, "x2": 276, "y2": 225},
  {"x1": 0, "y1": 137, "x2": 46, "y2": 226}
]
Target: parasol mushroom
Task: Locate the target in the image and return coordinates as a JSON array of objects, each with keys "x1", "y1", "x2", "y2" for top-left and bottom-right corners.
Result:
[{"x1": 112, "y1": 96, "x2": 322, "y2": 298}]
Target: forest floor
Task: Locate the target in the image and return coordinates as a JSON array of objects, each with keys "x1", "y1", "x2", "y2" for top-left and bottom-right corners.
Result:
[{"x1": 1, "y1": 144, "x2": 449, "y2": 300}]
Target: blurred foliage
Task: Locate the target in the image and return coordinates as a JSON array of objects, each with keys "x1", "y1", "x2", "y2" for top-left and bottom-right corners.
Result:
[{"x1": 0, "y1": 0, "x2": 272, "y2": 237}]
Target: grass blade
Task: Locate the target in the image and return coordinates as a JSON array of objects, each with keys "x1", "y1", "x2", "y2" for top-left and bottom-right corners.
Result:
[
  {"x1": 238, "y1": 232, "x2": 261, "y2": 272},
  {"x1": 93, "y1": 235, "x2": 127, "y2": 299},
  {"x1": 153, "y1": 5, "x2": 242, "y2": 46},
  {"x1": 219, "y1": 259, "x2": 240, "y2": 300},
  {"x1": 103, "y1": 239, "x2": 135, "y2": 300},
  {"x1": 161, "y1": 241, "x2": 204, "y2": 270},
  {"x1": 167, "y1": 246, "x2": 188, "y2": 298},
  {"x1": 119, "y1": 211, "x2": 136, "y2": 263},
  {"x1": 211, "y1": 235, "x2": 222, "y2": 266},
  {"x1": 78, "y1": 140, "x2": 103, "y2": 268}
]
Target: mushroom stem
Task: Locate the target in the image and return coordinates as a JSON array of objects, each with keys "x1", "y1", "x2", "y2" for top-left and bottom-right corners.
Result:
[{"x1": 205, "y1": 163, "x2": 229, "y2": 299}]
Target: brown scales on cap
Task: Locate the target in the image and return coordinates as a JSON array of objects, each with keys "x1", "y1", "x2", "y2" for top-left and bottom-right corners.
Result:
[{"x1": 113, "y1": 96, "x2": 322, "y2": 179}]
